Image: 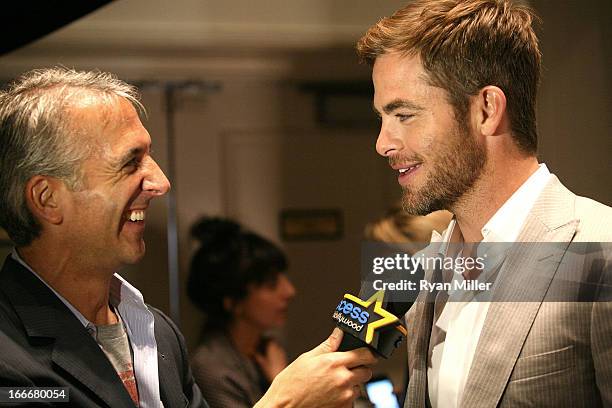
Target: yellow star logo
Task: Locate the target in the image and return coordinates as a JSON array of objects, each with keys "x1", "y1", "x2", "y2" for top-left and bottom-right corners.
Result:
[{"x1": 344, "y1": 290, "x2": 400, "y2": 344}]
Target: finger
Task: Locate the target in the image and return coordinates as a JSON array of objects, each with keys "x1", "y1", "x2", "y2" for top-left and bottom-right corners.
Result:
[
  {"x1": 345, "y1": 385, "x2": 362, "y2": 406},
  {"x1": 269, "y1": 341, "x2": 284, "y2": 354},
  {"x1": 353, "y1": 384, "x2": 363, "y2": 400},
  {"x1": 338, "y1": 385, "x2": 361, "y2": 408},
  {"x1": 334, "y1": 347, "x2": 378, "y2": 368},
  {"x1": 309, "y1": 328, "x2": 343, "y2": 356},
  {"x1": 348, "y1": 366, "x2": 373, "y2": 385}
]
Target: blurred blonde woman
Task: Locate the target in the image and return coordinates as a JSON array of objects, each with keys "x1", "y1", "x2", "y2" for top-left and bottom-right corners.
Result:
[{"x1": 365, "y1": 205, "x2": 452, "y2": 247}]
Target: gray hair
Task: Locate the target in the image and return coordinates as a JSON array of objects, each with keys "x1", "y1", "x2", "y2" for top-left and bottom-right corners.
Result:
[{"x1": 0, "y1": 67, "x2": 144, "y2": 246}]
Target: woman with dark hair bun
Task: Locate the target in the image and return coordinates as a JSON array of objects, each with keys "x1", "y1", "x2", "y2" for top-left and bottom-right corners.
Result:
[{"x1": 187, "y1": 217, "x2": 296, "y2": 408}]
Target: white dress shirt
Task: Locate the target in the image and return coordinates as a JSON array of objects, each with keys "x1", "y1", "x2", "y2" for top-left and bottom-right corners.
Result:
[
  {"x1": 427, "y1": 163, "x2": 552, "y2": 408},
  {"x1": 11, "y1": 249, "x2": 164, "y2": 408}
]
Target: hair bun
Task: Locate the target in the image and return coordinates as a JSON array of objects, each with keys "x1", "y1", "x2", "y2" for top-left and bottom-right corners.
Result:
[{"x1": 190, "y1": 216, "x2": 241, "y2": 250}]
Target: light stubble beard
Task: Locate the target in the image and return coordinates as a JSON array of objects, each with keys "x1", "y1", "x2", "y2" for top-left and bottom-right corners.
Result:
[{"x1": 399, "y1": 120, "x2": 487, "y2": 216}]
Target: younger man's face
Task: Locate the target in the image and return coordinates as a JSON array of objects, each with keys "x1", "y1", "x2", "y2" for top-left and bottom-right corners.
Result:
[{"x1": 373, "y1": 52, "x2": 486, "y2": 215}]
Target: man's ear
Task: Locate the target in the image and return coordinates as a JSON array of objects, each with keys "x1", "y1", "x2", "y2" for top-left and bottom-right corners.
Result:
[
  {"x1": 473, "y1": 85, "x2": 508, "y2": 137},
  {"x1": 25, "y1": 176, "x2": 64, "y2": 225}
]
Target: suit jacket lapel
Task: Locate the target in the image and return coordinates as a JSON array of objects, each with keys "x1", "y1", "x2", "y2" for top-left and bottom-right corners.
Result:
[
  {"x1": 1, "y1": 257, "x2": 136, "y2": 408},
  {"x1": 156, "y1": 321, "x2": 188, "y2": 408},
  {"x1": 405, "y1": 243, "x2": 443, "y2": 408},
  {"x1": 460, "y1": 176, "x2": 579, "y2": 408},
  {"x1": 51, "y1": 318, "x2": 136, "y2": 408}
]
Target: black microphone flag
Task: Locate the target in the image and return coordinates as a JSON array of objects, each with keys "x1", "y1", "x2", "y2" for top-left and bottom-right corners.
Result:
[{"x1": 332, "y1": 290, "x2": 407, "y2": 358}]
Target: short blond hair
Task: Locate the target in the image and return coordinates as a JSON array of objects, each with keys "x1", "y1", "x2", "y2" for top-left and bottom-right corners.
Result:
[
  {"x1": 365, "y1": 206, "x2": 452, "y2": 245},
  {"x1": 357, "y1": 0, "x2": 541, "y2": 154}
]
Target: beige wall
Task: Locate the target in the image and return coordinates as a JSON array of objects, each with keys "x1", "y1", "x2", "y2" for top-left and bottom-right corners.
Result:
[{"x1": 533, "y1": 0, "x2": 612, "y2": 206}]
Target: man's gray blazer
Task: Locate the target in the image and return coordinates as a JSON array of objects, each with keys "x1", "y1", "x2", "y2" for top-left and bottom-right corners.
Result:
[{"x1": 404, "y1": 175, "x2": 612, "y2": 407}]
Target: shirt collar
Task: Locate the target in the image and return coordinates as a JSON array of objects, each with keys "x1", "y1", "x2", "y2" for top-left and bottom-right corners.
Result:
[
  {"x1": 432, "y1": 220, "x2": 455, "y2": 256},
  {"x1": 481, "y1": 163, "x2": 551, "y2": 242},
  {"x1": 10, "y1": 248, "x2": 147, "y2": 333},
  {"x1": 11, "y1": 248, "x2": 95, "y2": 331}
]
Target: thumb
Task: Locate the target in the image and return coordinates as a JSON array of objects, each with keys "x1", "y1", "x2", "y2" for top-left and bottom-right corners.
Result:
[{"x1": 309, "y1": 328, "x2": 343, "y2": 356}]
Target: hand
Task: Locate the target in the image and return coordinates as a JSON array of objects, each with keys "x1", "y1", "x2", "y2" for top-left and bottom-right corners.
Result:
[
  {"x1": 254, "y1": 339, "x2": 288, "y2": 382},
  {"x1": 254, "y1": 328, "x2": 378, "y2": 408}
]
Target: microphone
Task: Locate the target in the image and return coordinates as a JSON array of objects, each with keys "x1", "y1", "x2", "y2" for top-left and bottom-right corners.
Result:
[{"x1": 331, "y1": 289, "x2": 409, "y2": 358}]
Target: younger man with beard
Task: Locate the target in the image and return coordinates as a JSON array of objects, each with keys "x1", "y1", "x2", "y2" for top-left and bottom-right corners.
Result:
[{"x1": 358, "y1": 0, "x2": 612, "y2": 407}]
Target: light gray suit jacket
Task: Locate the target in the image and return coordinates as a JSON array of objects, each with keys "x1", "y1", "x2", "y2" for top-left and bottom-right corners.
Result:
[{"x1": 404, "y1": 176, "x2": 612, "y2": 408}]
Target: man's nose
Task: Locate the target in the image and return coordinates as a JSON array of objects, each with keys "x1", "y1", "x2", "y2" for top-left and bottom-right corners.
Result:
[
  {"x1": 279, "y1": 275, "x2": 296, "y2": 299},
  {"x1": 376, "y1": 122, "x2": 402, "y2": 157},
  {"x1": 142, "y1": 157, "x2": 171, "y2": 196}
]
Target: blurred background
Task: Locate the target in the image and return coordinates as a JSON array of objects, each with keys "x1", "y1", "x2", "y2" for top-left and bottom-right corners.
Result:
[{"x1": 0, "y1": 0, "x2": 610, "y2": 386}]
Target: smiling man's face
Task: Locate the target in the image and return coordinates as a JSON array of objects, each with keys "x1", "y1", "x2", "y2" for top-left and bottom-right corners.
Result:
[
  {"x1": 373, "y1": 52, "x2": 486, "y2": 215},
  {"x1": 61, "y1": 95, "x2": 170, "y2": 270}
]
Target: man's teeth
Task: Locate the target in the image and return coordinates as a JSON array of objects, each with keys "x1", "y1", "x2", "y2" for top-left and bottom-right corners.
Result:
[
  {"x1": 399, "y1": 164, "x2": 420, "y2": 174},
  {"x1": 128, "y1": 210, "x2": 145, "y2": 222}
]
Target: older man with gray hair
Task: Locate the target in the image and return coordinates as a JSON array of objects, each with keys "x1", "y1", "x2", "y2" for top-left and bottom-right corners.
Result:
[{"x1": 0, "y1": 67, "x2": 376, "y2": 408}]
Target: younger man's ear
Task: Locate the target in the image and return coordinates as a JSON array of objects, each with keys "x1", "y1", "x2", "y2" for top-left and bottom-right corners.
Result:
[
  {"x1": 473, "y1": 85, "x2": 508, "y2": 137},
  {"x1": 25, "y1": 176, "x2": 64, "y2": 225}
]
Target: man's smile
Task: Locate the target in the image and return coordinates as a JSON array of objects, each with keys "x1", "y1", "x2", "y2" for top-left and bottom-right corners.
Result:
[
  {"x1": 126, "y1": 209, "x2": 146, "y2": 222},
  {"x1": 392, "y1": 162, "x2": 423, "y2": 185}
]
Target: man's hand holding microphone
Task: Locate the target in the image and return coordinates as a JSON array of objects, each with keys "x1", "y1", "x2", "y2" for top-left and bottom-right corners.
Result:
[
  {"x1": 254, "y1": 328, "x2": 378, "y2": 408},
  {"x1": 253, "y1": 286, "x2": 409, "y2": 407}
]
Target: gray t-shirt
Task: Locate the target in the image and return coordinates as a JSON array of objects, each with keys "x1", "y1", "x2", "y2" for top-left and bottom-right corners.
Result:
[{"x1": 95, "y1": 314, "x2": 140, "y2": 406}]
